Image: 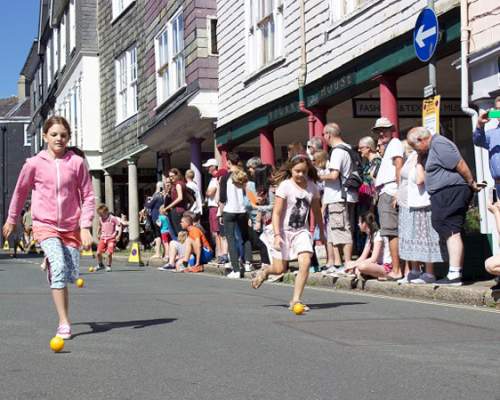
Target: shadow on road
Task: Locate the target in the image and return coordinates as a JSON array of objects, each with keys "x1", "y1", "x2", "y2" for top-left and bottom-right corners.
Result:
[
  {"x1": 72, "y1": 318, "x2": 177, "y2": 338},
  {"x1": 264, "y1": 301, "x2": 367, "y2": 310}
]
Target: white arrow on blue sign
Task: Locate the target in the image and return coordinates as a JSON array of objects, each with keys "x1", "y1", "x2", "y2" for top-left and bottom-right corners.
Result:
[{"x1": 413, "y1": 8, "x2": 439, "y2": 62}]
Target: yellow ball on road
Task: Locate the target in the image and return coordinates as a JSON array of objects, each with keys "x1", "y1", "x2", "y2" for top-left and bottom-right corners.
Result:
[
  {"x1": 50, "y1": 336, "x2": 64, "y2": 352},
  {"x1": 88, "y1": 266, "x2": 94, "y2": 272},
  {"x1": 75, "y1": 278, "x2": 84, "y2": 288},
  {"x1": 292, "y1": 303, "x2": 305, "y2": 315}
]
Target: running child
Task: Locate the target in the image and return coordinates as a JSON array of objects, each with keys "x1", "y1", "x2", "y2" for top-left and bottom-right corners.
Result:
[
  {"x1": 157, "y1": 205, "x2": 172, "y2": 258},
  {"x1": 251, "y1": 154, "x2": 326, "y2": 311},
  {"x1": 2, "y1": 116, "x2": 95, "y2": 340},
  {"x1": 96, "y1": 204, "x2": 122, "y2": 272}
]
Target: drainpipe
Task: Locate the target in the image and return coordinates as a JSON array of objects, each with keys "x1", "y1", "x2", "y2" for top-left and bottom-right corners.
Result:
[
  {"x1": 460, "y1": 0, "x2": 477, "y2": 122},
  {"x1": 460, "y1": 0, "x2": 488, "y2": 234},
  {"x1": 298, "y1": 0, "x2": 315, "y2": 138}
]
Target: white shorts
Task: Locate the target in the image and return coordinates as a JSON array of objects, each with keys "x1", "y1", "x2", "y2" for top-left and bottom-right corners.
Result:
[{"x1": 261, "y1": 226, "x2": 313, "y2": 261}]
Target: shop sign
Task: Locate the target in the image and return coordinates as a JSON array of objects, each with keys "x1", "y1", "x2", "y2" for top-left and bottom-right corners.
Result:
[
  {"x1": 422, "y1": 95, "x2": 441, "y2": 135},
  {"x1": 267, "y1": 101, "x2": 299, "y2": 124},
  {"x1": 352, "y1": 98, "x2": 461, "y2": 118},
  {"x1": 308, "y1": 73, "x2": 355, "y2": 106}
]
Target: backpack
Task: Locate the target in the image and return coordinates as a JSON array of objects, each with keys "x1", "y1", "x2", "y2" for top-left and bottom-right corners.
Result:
[
  {"x1": 333, "y1": 144, "x2": 363, "y2": 193},
  {"x1": 184, "y1": 186, "x2": 197, "y2": 210}
]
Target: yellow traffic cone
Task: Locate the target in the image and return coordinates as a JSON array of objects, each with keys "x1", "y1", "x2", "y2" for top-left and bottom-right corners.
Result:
[
  {"x1": 81, "y1": 247, "x2": 94, "y2": 257},
  {"x1": 128, "y1": 242, "x2": 144, "y2": 266}
]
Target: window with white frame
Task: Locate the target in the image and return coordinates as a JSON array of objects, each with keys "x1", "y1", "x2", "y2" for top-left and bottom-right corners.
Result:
[
  {"x1": 53, "y1": 27, "x2": 59, "y2": 74},
  {"x1": 329, "y1": 0, "x2": 370, "y2": 23},
  {"x1": 112, "y1": 0, "x2": 135, "y2": 19},
  {"x1": 60, "y1": 13, "x2": 67, "y2": 68},
  {"x1": 69, "y1": 0, "x2": 76, "y2": 52},
  {"x1": 46, "y1": 37, "x2": 52, "y2": 86},
  {"x1": 246, "y1": 0, "x2": 284, "y2": 73},
  {"x1": 154, "y1": 10, "x2": 185, "y2": 105},
  {"x1": 115, "y1": 46, "x2": 138, "y2": 123},
  {"x1": 207, "y1": 17, "x2": 218, "y2": 55},
  {"x1": 24, "y1": 124, "x2": 31, "y2": 147}
]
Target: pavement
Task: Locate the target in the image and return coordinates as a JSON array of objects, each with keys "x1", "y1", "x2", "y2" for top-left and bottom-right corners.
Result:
[
  {"x1": 1, "y1": 253, "x2": 500, "y2": 400},
  {"x1": 141, "y1": 253, "x2": 500, "y2": 309}
]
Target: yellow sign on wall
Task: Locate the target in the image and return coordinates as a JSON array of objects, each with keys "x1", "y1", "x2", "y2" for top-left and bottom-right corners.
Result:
[{"x1": 422, "y1": 95, "x2": 441, "y2": 135}]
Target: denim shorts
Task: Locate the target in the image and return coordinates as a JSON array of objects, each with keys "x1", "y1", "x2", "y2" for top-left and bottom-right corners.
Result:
[{"x1": 40, "y1": 238, "x2": 80, "y2": 289}]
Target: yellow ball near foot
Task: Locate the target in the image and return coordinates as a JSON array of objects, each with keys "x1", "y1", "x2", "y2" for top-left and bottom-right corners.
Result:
[
  {"x1": 75, "y1": 278, "x2": 84, "y2": 288},
  {"x1": 50, "y1": 336, "x2": 64, "y2": 352},
  {"x1": 292, "y1": 303, "x2": 305, "y2": 315},
  {"x1": 88, "y1": 266, "x2": 94, "y2": 272}
]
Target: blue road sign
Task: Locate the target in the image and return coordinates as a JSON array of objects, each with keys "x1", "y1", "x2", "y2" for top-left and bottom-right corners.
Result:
[{"x1": 413, "y1": 8, "x2": 439, "y2": 62}]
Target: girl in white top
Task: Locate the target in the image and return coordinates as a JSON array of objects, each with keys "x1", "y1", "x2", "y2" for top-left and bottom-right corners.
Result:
[
  {"x1": 344, "y1": 212, "x2": 392, "y2": 279},
  {"x1": 252, "y1": 154, "x2": 326, "y2": 311}
]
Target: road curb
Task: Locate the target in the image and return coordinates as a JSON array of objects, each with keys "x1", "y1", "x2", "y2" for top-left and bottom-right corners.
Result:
[
  {"x1": 203, "y1": 262, "x2": 499, "y2": 309},
  {"x1": 97, "y1": 255, "x2": 500, "y2": 309}
]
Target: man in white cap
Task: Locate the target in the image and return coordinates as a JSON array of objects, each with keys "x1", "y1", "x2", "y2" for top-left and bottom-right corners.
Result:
[
  {"x1": 373, "y1": 117, "x2": 404, "y2": 280},
  {"x1": 203, "y1": 158, "x2": 229, "y2": 264}
]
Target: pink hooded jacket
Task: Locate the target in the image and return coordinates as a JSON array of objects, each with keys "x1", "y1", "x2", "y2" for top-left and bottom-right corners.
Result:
[{"x1": 7, "y1": 150, "x2": 95, "y2": 231}]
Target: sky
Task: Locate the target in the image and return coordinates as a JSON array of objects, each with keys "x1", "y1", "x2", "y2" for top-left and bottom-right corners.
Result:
[{"x1": 0, "y1": 1, "x2": 40, "y2": 99}]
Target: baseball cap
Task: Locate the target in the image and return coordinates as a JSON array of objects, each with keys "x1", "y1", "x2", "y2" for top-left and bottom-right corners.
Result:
[{"x1": 202, "y1": 158, "x2": 218, "y2": 168}]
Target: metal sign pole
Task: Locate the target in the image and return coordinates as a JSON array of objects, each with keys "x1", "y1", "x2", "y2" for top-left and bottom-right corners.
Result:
[{"x1": 428, "y1": 0, "x2": 437, "y2": 95}]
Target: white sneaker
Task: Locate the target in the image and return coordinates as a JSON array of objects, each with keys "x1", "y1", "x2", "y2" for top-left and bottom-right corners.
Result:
[
  {"x1": 244, "y1": 262, "x2": 254, "y2": 272},
  {"x1": 105, "y1": 266, "x2": 112, "y2": 272},
  {"x1": 322, "y1": 266, "x2": 337, "y2": 276},
  {"x1": 226, "y1": 271, "x2": 242, "y2": 279}
]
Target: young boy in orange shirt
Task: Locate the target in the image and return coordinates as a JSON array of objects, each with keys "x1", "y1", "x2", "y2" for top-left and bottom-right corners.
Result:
[{"x1": 179, "y1": 214, "x2": 213, "y2": 273}]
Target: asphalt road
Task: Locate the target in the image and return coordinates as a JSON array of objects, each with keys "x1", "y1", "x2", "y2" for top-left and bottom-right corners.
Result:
[{"x1": 1, "y1": 254, "x2": 499, "y2": 400}]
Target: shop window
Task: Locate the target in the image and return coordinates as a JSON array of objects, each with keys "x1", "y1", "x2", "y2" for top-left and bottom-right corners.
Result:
[
  {"x1": 115, "y1": 46, "x2": 138, "y2": 123},
  {"x1": 246, "y1": 0, "x2": 284, "y2": 73},
  {"x1": 330, "y1": 0, "x2": 370, "y2": 23},
  {"x1": 154, "y1": 10, "x2": 185, "y2": 105}
]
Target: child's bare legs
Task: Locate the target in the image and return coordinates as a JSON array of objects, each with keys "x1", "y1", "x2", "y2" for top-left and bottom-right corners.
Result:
[
  {"x1": 153, "y1": 237, "x2": 162, "y2": 258},
  {"x1": 291, "y1": 252, "x2": 312, "y2": 305},
  {"x1": 162, "y1": 242, "x2": 169, "y2": 260},
  {"x1": 252, "y1": 258, "x2": 287, "y2": 287},
  {"x1": 107, "y1": 253, "x2": 113, "y2": 267},
  {"x1": 485, "y1": 255, "x2": 500, "y2": 277},
  {"x1": 357, "y1": 261, "x2": 387, "y2": 279},
  {"x1": 96, "y1": 252, "x2": 104, "y2": 265},
  {"x1": 181, "y1": 238, "x2": 193, "y2": 263},
  {"x1": 52, "y1": 287, "x2": 70, "y2": 326}
]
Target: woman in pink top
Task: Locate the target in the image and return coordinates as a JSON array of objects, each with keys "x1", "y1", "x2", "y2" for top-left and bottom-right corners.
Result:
[{"x1": 2, "y1": 116, "x2": 95, "y2": 340}]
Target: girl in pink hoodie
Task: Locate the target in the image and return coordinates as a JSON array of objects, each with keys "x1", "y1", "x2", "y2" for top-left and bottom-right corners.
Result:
[{"x1": 2, "y1": 116, "x2": 95, "y2": 340}]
